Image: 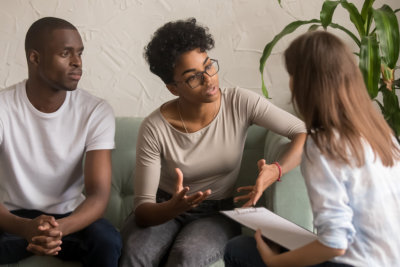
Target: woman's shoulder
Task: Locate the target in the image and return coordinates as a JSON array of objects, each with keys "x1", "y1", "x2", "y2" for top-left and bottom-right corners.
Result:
[
  {"x1": 222, "y1": 86, "x2": 260, "y2": 97},
  {"x1": 222, "y1": 87, "x2": 267, "y2": 106},
  {"x1": 141, "y1": 106, "x2": 165, "y2": 131}
]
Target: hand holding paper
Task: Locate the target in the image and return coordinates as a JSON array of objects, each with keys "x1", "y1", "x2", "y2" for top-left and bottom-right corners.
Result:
[{"x1": 221, "y1": 207, "x2": 317, "y2": 250}]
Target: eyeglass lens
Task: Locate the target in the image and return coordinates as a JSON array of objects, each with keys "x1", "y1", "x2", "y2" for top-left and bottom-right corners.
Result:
[{"x1": 188, "y1": 60, "x2": 219, "y2": 88}]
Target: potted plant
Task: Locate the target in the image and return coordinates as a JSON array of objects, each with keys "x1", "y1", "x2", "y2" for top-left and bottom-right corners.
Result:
[{"x1": 260, "y1": 0, "x2": 400, "y2": 136}]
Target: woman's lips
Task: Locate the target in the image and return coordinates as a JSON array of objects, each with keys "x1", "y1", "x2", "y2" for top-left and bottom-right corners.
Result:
[{"x1": 205, "y1": 86, "x2": 218, "y2": 96}]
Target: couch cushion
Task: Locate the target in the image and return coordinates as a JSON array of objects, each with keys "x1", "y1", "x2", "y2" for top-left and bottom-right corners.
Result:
[{"x1": 105, "y1": 117, "x2": 143, "y2": 229}]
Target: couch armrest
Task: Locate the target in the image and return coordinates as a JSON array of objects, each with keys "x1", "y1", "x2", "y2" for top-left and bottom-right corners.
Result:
[{"x1": 263, "y1": 131, "x2": 314, "y2": 232}]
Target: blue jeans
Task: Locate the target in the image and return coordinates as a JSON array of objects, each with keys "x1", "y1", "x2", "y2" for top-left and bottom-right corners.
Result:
[
  {"x1": 224, "y1": 235, "x2": 353, "y2": 267},
  {"x1": 0, "y1": 210, "x2": 122, "y2": 267},
  {"x1": 119, "y1": 190, "x2": 241, "y2": 267}
]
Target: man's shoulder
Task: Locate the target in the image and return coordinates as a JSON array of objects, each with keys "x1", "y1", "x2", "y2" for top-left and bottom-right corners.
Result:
[
  {"x1": 72, "y1": 88, "x2": 104, "y2": 104},
  {"x1": 0, "y1": 81, "x2": 24, "y2": 110},
  {"x1": 70, "y1": 88, "x2": 113, "y2": 112},
  {"x1": 0, "y1": 82, "x2": 21, "y2": 98}
]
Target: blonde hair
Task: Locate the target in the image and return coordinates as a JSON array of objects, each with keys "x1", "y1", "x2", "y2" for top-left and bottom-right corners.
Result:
[{"x1": 285, "y1": 31, "x2": 400, "y2": 167}]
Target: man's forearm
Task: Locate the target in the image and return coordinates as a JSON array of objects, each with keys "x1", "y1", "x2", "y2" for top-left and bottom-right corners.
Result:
[
  {"x1": 57, "y1": 192, "x2": 109, "y2": 236},
  {"x1": 58, "y1": 149, "x2": 112, "y2": 236},
  {"x1": 0, "y1": 204, "x2": 29, "y2": 237}
]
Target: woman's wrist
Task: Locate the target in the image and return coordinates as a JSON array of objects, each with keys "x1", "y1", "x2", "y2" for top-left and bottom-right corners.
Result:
[{"x1": 272, "y1": 162, "x2": 282, "y2": 181}]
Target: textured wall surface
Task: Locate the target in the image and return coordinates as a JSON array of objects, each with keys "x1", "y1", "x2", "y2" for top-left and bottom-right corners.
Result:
[{"x1": 0, "y1": 0, "x2": 398, "y2": 116}]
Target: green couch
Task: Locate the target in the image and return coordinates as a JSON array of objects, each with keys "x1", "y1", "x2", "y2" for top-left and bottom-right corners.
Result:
[{"x1": 1, "y1": 117, "x2": 312, "y2": 267}]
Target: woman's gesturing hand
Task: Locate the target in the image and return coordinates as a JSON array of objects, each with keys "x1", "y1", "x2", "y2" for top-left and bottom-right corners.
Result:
[
  {"x1": 171, "y1": 168, "x2": 211, "y2": 212},
  {"x1": 234, "y1": 159, "x2": 280, "y2": 207}
]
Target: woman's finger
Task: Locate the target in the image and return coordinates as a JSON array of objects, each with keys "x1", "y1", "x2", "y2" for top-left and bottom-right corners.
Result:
[
  {"x1": 257, "y1": 159, "x2": 266, "y2": 171},
  {"x1": 236, "y1": 186, "x2": 253, "y2": 192},
  {"x1": 175, "y1": 168, "x2": 184, "y2": 192}
]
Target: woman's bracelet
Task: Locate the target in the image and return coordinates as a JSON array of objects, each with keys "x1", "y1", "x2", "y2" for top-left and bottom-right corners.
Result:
[{"x1": 272, "y1": 162, "x2": 282, "y2": 182}]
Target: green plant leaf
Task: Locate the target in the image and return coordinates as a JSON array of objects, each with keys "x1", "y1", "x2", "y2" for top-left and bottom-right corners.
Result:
[
  {"x1": 374, "y1": 99, "x2": 385, "y2": 114},
  {"x1": 361, "y1": 0, "x2": 375, "y2": 22},
  {"x1": 329, "y1": 22, "x2": 361, "y2": 47},
  {"x1": 320, "y1": 1, "x2": 340, "y2": 28},
  {"x1": 382, "y1": 87, "x2": 400, "y2": 136},
  {"x1": 381, "y1": 63, "x2": 395, "y2": 90},
  {"x1": 340, "y1": 0, "x2": 366, "y2": 37},
  {"x1": 259, "y1": 19, "x2": 320, "y2": 98},
  {"x1": 373, "y1": 5, "x2": 400, "y2": 69},
  {"x1": 359, "y1": 36, "x2": 381, "y2": 98},
  {"x1": 364, "y1": 9, "x2": 374, "y2": 35},
  {"x1": 308, "y1": 24, "x2": 320, "y2": 31},
  {"x1": 390, "y1": 111, "x2": 400, "y2": 138},
  {"x1": 395, "y1": 8, "x2": 400, "y2": 13},
  {"x1": 382, "y1": 87, "x2": 399, "y2": 115}
]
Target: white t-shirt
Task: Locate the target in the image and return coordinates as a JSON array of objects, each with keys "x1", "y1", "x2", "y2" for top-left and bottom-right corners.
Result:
[{"x1": 0, "y1": 80, "x2": 115, "y2": 214}]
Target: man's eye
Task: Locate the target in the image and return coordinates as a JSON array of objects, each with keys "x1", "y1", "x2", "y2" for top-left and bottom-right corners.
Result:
[
  {"x1": 205, "y1": 64, "x2": 212, "y2": 70},
  {"x1": 61, "y1": 51, "x2": 69, "y2": 57}
]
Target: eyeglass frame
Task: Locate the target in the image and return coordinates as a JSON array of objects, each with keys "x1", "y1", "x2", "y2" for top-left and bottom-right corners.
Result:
[{"x1": 172, "y1": 59, "x2": 219, "y2": 89}]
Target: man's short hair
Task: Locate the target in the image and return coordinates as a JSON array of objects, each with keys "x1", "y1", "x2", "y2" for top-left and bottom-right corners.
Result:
[{"x1": 25, "y1": 17, "x2": 77, "y2": 58}]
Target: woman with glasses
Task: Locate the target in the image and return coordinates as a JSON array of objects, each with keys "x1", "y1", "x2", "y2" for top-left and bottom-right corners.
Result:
[{"x1": 119, "y1": 18, "x2": 307, "y2": 267}]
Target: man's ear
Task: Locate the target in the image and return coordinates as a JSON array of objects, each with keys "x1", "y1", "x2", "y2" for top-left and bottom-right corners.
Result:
[
  {"x1": 166, "y1": 83, "x2": 179, "y2": 96},
  {"x1": 27, "y1": 49, "x2": 40, "y2": 66}
]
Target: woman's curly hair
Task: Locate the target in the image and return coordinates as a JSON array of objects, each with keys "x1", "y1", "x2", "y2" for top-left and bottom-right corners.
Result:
[{"x1": 144, "y1": 18, "x2": 215, "y2": 84}]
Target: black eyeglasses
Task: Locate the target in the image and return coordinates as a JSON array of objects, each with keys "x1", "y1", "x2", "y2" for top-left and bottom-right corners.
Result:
[{"x1": 174, "y1": 59, "x2": 219, "y2": 89}]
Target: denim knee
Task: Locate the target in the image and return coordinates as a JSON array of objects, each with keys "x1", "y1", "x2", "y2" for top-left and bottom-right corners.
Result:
[
  {"x1": 83, "y1": 218, "x2": 122, "y2": 266},
  {"x1": 224, "y1": 235, "x2": 265, "y2": 267}
]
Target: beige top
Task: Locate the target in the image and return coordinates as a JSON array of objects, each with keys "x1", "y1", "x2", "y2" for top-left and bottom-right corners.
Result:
[{"x1": 134, "y1": 87, "x2": 306, "y2": 210}]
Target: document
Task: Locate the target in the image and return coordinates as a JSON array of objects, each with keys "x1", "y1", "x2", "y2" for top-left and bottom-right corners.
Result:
[{"x1": 221, "y1": 207, "x2": 317, "y2": 250}]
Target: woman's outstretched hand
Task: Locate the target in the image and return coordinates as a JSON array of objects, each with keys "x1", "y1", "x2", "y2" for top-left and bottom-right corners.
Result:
[
  {"x1": 170, "y1": 168, "x2": 211, "y2": 212},
  {"x1": 234, "y1": 159, "x2": 280, "y2": 207}
]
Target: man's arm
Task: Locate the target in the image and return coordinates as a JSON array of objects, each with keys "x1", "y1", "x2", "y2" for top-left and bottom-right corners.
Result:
[
  {"x1": 56, "y1": 149, "x2": 112, "y2": 236},
  {"x1": 0, "y1": 204, "x2": 30, "y2": 237},
  {"x1": 0, "y1": 203, "x2": 61, "y2": 255}
]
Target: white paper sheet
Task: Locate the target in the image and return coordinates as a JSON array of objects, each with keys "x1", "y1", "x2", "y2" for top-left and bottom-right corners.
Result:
[{"x1": 221, "y1": 207, "x2": 317, "y2": 250}]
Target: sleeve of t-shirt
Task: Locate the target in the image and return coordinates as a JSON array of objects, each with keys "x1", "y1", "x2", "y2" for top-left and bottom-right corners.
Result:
[
  {"x1": 133, "y1": 118, "x2": 162, "y2": 211},
  {"x1": 85, "y1": 101, "x2": 115, "y2": 152},
  {"x1": 301, "y1": 138, "x2": 356, "y2": 249},
  {"x1": 234, "y1": 87, "x2": 306, "y2": 139}
]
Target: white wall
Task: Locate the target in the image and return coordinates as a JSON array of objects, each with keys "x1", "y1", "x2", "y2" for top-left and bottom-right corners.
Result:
[{"x1": 0, "y1": 0, "x2": 398, "y2": 117}]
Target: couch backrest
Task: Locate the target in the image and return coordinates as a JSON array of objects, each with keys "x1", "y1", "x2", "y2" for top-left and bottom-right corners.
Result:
[
  {"x1": 105, "y1": 118, "x2": 141, "y2": 228},
  {"x1": 105, "y1": 118, "x2": 269, "y2": 229}
]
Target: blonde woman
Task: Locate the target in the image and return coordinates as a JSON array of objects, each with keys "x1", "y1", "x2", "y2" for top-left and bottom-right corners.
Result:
[{"x1": 224, "y1": 31, "x2": 400, "y2": 266}]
